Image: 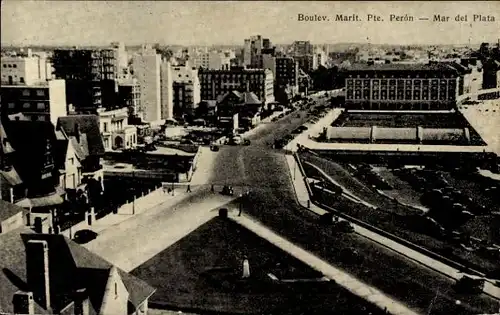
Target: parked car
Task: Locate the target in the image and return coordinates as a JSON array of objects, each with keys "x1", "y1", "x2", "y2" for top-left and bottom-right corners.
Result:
[
  {"x1": 243, "y1": 139, "x2": 251, "y2": 146},
  {"x1": 210, "y1": 145, "x2": 220, "y2": 152},
  {"x1": 73, "y1": 229, "x2": 98, "y2": 244},
  {"x1": 334, "y1": 220, "x2": 355, "y2": 233},
  {"x1": 221, "y1": 185, "x2": 234, "y2": 196},
  {"x1": 454, "y1": 275, "x2": 485, "y2": 294}
]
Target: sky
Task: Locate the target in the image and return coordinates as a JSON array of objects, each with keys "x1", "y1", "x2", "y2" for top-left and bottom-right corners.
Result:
[{"x1": 1, "y1": 1, "x2": 499, "y2": 46}]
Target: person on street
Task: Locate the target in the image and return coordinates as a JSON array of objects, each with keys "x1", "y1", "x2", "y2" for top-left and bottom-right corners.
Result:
[{"x1": 187, "y1": 184, "x2": 191, "y2": 193}]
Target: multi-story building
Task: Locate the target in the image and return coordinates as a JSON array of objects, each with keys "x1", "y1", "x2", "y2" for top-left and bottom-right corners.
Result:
[
  {"x1": 1, "y1": 51, "x2": 52, "y2": 86},
  {"x1": 344, "y1": 63, "x2": 460, "y2": 110},
  {"x1": 199, "y1": 68, "x2": 274, "y2": 104},
  {"x1": 111, "y1": 41, "x2": 129, "y2": 78},
  {"x1": 52, "y1": 48, "x2": 119, "y2": 113},
  {"x1": 97, "y1": 107, "x2": 137, "y2": 151},
  {"x1": 294, "y1": 55, "x2": 315, "y2": 74},
  {"x1": 192, "y1": 50, "x2": 231, "y2": 70},
  {"x1": 243, "y1": 35, "x2": 271, "y2": 68},
  {"x1": 170, "y1": 61, "x2": 201, "y2": 118},
  {"x1": 160, "y1": 59, "x2": 174, "y2": 120},
  {"x1": 292, "y1": 41, "x2": 313, "y2": 57},
  {"x1": 132, "y1": 45, "x2": 162, "y2": 122},
  {"x1": 276, "y1": 57, "x2": 299, "y2": 89},
  {"x1": 1, "y1": 80, "x2": 67, "y2": 126},
  {"x1": 118, "y1": 78, "x2": 141, "y2": 119}
]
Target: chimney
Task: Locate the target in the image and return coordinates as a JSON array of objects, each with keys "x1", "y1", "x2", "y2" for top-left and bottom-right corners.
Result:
[
  {"x1": 26, "y1": 240, "x2": 51, "y2": 311},
  {"x1": 74, "y1": 288, "x2": 90, "y2": 315},
  {"x1": 13, "y1": 291, "x2": 35, "y2": 315},
  {"x1": 74, "y1": 123, "x2": 80, "y2": 143}
]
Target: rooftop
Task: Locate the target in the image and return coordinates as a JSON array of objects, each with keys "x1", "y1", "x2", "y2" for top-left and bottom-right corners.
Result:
[
  {"x1": 0, "y1": 229, "x2": 155, "y2": 314},
  {"x1": 0, "y1": 200, "x2": 26, "y2": 223},
  {"x1": 346, "y1": 63, "x2": 459, "y2": 72}
]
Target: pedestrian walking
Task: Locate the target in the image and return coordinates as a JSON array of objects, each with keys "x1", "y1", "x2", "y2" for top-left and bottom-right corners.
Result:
[
  {"x1": 187, "y1": 184, "x2": 191, "y2": 193},
  {"x1": 238, "y1": 206, "x2": 242, "y2": 217}
]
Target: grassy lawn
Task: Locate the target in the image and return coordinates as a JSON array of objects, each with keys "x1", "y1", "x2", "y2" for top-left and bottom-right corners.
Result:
[{"x1": 130, "y1": 217, "x2": 386, "y2": 315}]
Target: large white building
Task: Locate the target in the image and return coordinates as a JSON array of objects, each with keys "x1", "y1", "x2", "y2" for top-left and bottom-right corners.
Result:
[
  {"x1": 1, "y1": 52, "x2": 66, "y2": 126},
  {"x1": 97, "y1": 107, "x2": 137, "y2": 151},
  {"x1": 111, "y1": 42, "x2": 129, "y2": 79},
  {"x1": 132, "y1": 45, "x2": 162, "y2": 122},
  {"x1": 192, "y1": 50, "x2": 231, "y2": 70},
  {"x1": 169, "y1": 61, "x2": 201, "y2": 117},
  {"x1": 1, "y1": 50, "x2": 52, "y2": 86}
]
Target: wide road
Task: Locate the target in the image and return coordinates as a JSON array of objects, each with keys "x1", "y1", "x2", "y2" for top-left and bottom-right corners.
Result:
[{"x1": 208, "y1": 96, "x2": 500, "y2": 315}]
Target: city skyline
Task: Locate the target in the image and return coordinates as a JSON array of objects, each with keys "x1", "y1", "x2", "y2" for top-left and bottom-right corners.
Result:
[{"x1": 2, "y1": 1, "x2": 499, "y2": 47}]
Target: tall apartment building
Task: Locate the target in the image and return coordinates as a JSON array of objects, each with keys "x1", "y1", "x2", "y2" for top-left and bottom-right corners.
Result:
[
  {"x1": 276, "y1": 57, "x2": 299, "y2": 89},
  {"x1": 132, "y1": 45, "x2": 162, "y2": 122},
  {"x1": 160, "y1": 59, "x2": 174, "y2": 120},
  {"x1": 199, "y1": 68, "x2": 274, "y2": 104},
  {"x1": 1, "y1": 53, "x2": 67, "y2": 125},
  {"x1": 243, "y1": 35, "x2": 272, "y2": 68},
  {"x1": 344, "y1": 63, "x2": 460, "y2": 110},
  {"x1": 111, "y1": 41, "x2": 129, "y2": 79},
  {"x1": 52, "y1": 48, "x2": 119, "y2": 113},
  {"x1": 170, "y1": 61, "x2": 201, "y2": 118}
]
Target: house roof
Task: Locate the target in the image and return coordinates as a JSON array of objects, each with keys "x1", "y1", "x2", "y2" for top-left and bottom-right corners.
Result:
[
  {"x1": 57, "y1": 115, "x2": 105, "y2": 157},
  {"x1": 0, "y1": 230, "x2": 156, "y2": 314},
  {"x1": 2, "y1": 119, "x2": 58, "y2": 186},
  {"x1": 217, "y1": 90, "x2": 262, "y2": 106},
  {"x1": 0, "y1": 200, "x2": 26, "y2": 223}
]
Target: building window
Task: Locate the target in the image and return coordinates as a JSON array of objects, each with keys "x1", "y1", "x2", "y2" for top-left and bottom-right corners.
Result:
[
  {"x1": 36, "y1": 90, "x2": 45, "y2": 96},
  {"x1": 37, "y1": 102, "x2": 45, "y2": 110},
  {"x1": 22, "y1": 89, "x2": 30, "y2": 96},
  {"x1": 23, "y1": 102, "x2": 30, "y2": 109},
  {"x1": 8, "y1": 64, "x2": 12, "y2": 68},
  {"x1": 69, "y1": 157, "x2": 74, "y2": 165},
  {"x1": 8, "y1": 103, "x2": 15, "y2": 109},
  {"x1": 103, "y1": 122, "x2": 108, "y2": 132},
  {"x1": 20, "y1": 77, "x2": 25, "y2": 83},
  {"x1": 2, "y1": 64, "x2": 5, "y2": 68},
  {"x1": 38, "y1": 115, "x2": 46, "y2": 121},
  {"x1": 13, "y1": 64, "x2": 17, "y2": 68}
]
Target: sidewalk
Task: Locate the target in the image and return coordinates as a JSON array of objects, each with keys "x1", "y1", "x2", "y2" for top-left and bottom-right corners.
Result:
[
  {"x1": 285, "y1": 153, "x2": 500, "y2": 300},
  {"x1": 61, "y1": 185, "x2": 204, "y2": 238},
  {"x1": 285, "y1": 108, "x2": 343, "y2": 152},
  {"x1": 227, "y1": 210, "x2": 419, "y2": 315},
  {"x1": 86, "y1": 193, "x2": 234, "y2": 272}
]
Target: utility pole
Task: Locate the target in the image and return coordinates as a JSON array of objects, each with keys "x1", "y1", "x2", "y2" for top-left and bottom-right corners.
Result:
[{"x1": 132, "y1": 171, "x2": 135, "y2": 215}]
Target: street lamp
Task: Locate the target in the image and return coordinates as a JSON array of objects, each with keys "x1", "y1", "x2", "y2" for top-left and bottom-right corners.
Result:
[{"x1": 132, "y1": 171, "x2": 136, "y2": 215}]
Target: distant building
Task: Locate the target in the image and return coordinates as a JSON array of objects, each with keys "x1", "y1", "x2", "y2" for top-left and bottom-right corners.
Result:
[
  {"x1": 97, "y1": 107, "x2": 137, "y2": 151},
  {"x1": 52, "y1": 48, "x2": 119, "y2": 113},
  {"x1": 0, "y1": 233, "x2": 156, "y2": 315},
  {"x1": 168, "y1": 61, "x2": 201, "y2": 119},
  {"x1": 118, "y1": 78, "x2": 141, "y2": 119},
  {"x1": 216, "y1": 91, "x2": 262, "y2": 129},
  {"x1": 199, "y1": 68, "x2": 274, "y2": 104},
  {"x1": 343, "y1": 63, "x2": 460, "y2": 110},
  {"x1": 192, "y1": 51, "x2": 231, "y2": 70},
  {"x1": 276, "y1": 57, "x2": 299, "y2": 90},
  {"x1": 243, "y1": 35, "x2": 272, "y2": 68},
  {"x1": 291, "y1": 41, "x2": 313, "y2": 57},
  {"x1": 132, "y1": 45, "x2": 162, "y2": 122},
  {"x1": 294, "y1": 55, "x2": 315, "y2": 74},
  {"x1": 1, "y1": 52, "x2": 52, "y2": 85},
  {"x1": 482, "y1": 59, "x2": 500, "y2": 89},
  {"x1": 1, "y1": 79, "x2": 67, "y2": 126},
  {"x1": 160, "y1": 60, "x2": 174, "y2": 121}
]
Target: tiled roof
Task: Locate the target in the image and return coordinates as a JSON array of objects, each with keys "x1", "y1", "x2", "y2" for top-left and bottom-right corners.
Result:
[
  {"x1": 0, "y1": 230, "x2": 156, "y2": 314},
  {"x1": 217, "y1": 90, "x2": 261, "y2": 105},
  {"x1": 57, "y1": 115, "x2": 105, "y2": 157},
  {"x1": 0, "y1": 200, "x2": 26, "y2": 222}
]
